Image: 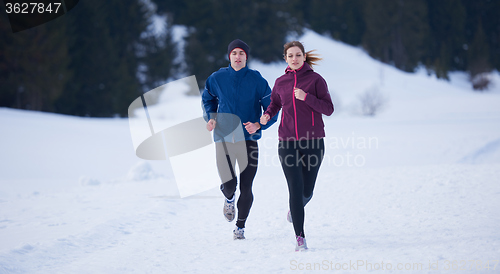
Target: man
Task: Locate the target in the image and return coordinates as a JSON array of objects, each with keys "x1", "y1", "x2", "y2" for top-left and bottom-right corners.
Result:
[{"x1": 202, "y1": 39, "x2": 278, "y2": 240}]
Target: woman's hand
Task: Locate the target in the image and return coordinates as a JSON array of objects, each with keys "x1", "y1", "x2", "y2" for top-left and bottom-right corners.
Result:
[
  {"x1": 294, "y1": 87, "x2": 306, "y2": 101},
  {"x1": 260, "y1": 114, "x2": 270, "y2": 125}
]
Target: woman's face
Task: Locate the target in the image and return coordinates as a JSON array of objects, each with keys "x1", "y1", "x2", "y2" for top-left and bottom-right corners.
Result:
[{"x1": 285, "y1": 46, "x2": 306, "y2": 70}]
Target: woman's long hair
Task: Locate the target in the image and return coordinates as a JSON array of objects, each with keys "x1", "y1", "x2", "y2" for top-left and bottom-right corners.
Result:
[{"x1": 283, "y1": 41, "x2": 322, "y2": 68}]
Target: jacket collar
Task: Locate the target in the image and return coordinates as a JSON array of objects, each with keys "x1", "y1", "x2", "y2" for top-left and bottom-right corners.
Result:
[
  {"x1": 228, "y1": 63, "x2": 249, "y2": 77},
  {"x1": 285, "y1": 62, "x2": 312, "y2": 75}
]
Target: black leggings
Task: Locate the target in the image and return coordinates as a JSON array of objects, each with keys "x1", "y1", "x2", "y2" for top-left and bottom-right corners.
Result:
[
  {"x1": 278, "y1": 138, "x2": 324, "y2": 238},
  {"x1": 217, "y1": 140, "x2": 258, "y2": 228}
]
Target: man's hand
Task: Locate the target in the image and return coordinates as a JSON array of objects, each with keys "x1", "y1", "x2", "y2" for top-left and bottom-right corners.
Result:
[
  {"x1": 206, "y1": 119, "x2": 216, "y2": 131},
  {"x1": 260, "y1": 114, "x2": 270, "y2": 125},
  {"x1": 243, "y1": 122, "x2": 261, "y2": 134}
]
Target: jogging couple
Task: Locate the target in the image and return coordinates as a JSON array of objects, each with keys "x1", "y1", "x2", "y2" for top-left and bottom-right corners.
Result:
[{"x1": 202, "y1": 39, "x2": 334, "y2": 251}]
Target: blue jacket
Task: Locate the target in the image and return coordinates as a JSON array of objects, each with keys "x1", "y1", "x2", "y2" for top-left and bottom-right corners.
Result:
[{"x1": 202, "y1": 65, "x2": 278, "y2": 141}]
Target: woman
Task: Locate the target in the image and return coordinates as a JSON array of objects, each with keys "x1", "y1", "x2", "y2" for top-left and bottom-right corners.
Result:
[{"x1": 260, "y1": 41, "x2": 334, "y2": 251}]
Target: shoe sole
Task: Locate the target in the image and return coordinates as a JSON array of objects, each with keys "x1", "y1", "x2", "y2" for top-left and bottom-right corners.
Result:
[
  {"x1": 224, "y1": 208, "x2": 235, "y2": 222},
  {"x1": 224, "y1": 201, "x2": 235, "y2": 222}
]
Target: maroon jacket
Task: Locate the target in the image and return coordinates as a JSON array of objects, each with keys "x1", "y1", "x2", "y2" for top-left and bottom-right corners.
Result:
[{"x1": 264, "y1": 62, "x2": 334, "y2": 141}]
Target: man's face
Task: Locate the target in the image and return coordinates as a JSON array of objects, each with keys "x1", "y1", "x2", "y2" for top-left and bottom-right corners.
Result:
[{"x1": 230, "y1": 48, "x2": 247, "y2": 71}]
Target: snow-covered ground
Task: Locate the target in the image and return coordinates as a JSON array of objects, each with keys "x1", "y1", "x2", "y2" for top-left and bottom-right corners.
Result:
[{"x1": 1, "y1": 30, "x2": 500, "y2": 273}]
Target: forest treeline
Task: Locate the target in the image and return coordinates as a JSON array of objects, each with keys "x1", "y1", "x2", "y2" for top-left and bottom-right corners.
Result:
[{"x1": 1, "y1": 0, "x2": 498, "y2": 117}]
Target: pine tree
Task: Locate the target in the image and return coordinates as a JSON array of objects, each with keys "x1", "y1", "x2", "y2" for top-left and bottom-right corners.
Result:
[
  {"x1": 462, "y1": 0, "x2": 500, "y2": 72},
  {"x1": 138, "y1": 11, "x2": 177, "y2": 92},
  {"x1": 154, "y1": 0, "x2": 304, "y2": 89},
  {"x1": 55, "y1": 0, "x2": 116, "y2": 116},
  {"x1": 105, "y1": 0, "x2": 151, "y2": 116},
  {"x1": 56, "y1": 0, "x2": 171, "y2": 117},
  {"x1": 306, "y1": 0, "x2": 365, "y2": 46},
  {"x1": 468, "y1": 21, "x2": 491, "y2": 90},
  {"x1": 0, "y1": 9, "x2": 17, "y2": 108},
  {"x1": 363, "y1": 0, "x2": 429, "y2": 72},
  {"x1": 0, "y1": 9, "x2": 69, "y2": 111},
  {"x1": 425, "y1": 0, "x2": 466, "y2": 79}
]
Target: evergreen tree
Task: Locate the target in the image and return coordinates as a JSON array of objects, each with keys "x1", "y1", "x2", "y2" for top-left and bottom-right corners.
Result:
[
  {"x1": 0, "y1": 8, "x2": 69, "y2": 111},
  {"x1": 461, "y1": 0, "x2": 500, "y2": 72},
  {"x1": 55, "y1": 0, "x2": 117, "y2": 116},
  {"x1": 363, "y1": 0, "x2": 429, "y2": 72},
  {"x1": 0, "y1": 9, "x2": 17, "y2": 108},
  {"x1": 425, "y1": 0, "x2": 466, "y2": 79},
  {"x1": 306, "y1": 0, "x2": 365, "y2": 46},
  {"x1": 5, "y1": 0, "x2": 500, "y2": 114},
  {"x1": 467, "y1": 20, "x2": 491, "y2": 90},
  {"x1": 155, "y1": 0, "x2": 304, "y2": 89},
  {"x1": 105, "y1": 0, "x2": 147, "y2": 116},
  {"x1": 56, "y1": 0, "x2": 173, "y2": 117},
  {"x1": 484, "y1": 1, "x2": 500, "y2": 71},
  {"x1": 138, "y1": 12, "x2": 178, "y2": 92},
  {"x1": 153, "y1": 0, "x2": 219, "y2": 88}
]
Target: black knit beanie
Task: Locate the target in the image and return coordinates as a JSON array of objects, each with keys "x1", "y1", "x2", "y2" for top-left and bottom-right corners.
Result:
[{"x1": 227, "y1": 39, "x2": 250, "y2": 60}]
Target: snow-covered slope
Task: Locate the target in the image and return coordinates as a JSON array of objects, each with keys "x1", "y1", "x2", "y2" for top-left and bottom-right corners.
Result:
[{"x1": 1, "y1": 30, "x2": 499, "y2": 273}]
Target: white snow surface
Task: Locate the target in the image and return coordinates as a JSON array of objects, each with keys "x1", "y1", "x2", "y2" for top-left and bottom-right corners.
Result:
[{"x1": 1, "y1": 30, "x2": 500, "y2": 273}]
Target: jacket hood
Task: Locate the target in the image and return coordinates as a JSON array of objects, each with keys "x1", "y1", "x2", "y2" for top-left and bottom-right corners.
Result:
[{"x1": 284, "y1": 62, "x2": 313, "y2": 75}]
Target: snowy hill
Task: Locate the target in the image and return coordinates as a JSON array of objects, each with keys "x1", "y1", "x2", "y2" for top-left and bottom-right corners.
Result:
[{"x1": 1, "y1": 30, "x2": 500, "y2": 273}]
